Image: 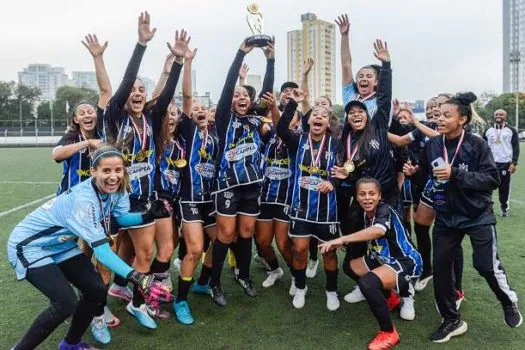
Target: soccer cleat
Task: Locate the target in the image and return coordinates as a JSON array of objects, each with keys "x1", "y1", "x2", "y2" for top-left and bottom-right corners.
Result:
[
  {"x1": 237, "y1": 277, "x2": 257, "y2": 297},
  {"x1": 501, "y1": 209, "x2": 509, "y2": 217},
  {"x1": 430, "y1": 319, "x2": 468, "y2": 343},
  {"x1": 503, "y1": 303, "x2": 523, "y2": 328},
  {"x1": 146, "y1": 304, "x2": 170, "y2": 320},
  {"x1": 293, "y1": 287, "x2": 308, "y2": 309},
  {"x1": 368, "y1": 327, "x2": 400, "y2": 350},
  {"x1": 344, "y1": 286, "x2": 366, "y2": 304},
  {"x1": 387, "y1": 291, "x2": 401, "y2": 311},
  {"x1": 400, "y1": 296, "x2": 415, "y2": 321},
  {"x1": 173, "y1": 258, "x2": 182, "y2": 274},
  {"x1": 125, "y1": 302, "x2": 157, "y2": 329},
  {"x1": 289, "y1": 277, "x2": 298, "y2": 296},
  {"x1": 455, "y1": 289, "x2": 465, "y2": 310},
  {"x1": 108, "y1": 284, "x2": 132, "y2": 302},
  {"x1": 262, "y1": 268, "x2": 284, "y2": 288},
  {"x1": 414, "y1": 274, "x2": 433, "y2": 292},
  {"x1": 90, "y1": 316, "x2": 111, "y2": 345},
  {"x1": 254, "y1": 253, "x2": 272, "y2": 271},
  {"x1": 104, "y1": 306, "x2": 121, "y2": 328},
  {"x1": 173, "y1": 301, "x2": 195, "y2": 325},
  {"x1": 211, "y1": 285, "x2": 227, "y2": 307},
  {"x1": 305, "y1": 259, "x2": 319, "y2": 278},
  {"x1": 58, "y1": 340, "x2": 98, "y2": 350},
  {"x1": 192, "y1": 282, "x2": 212, "y2": 295},
  {"x1": 326, "y1": 291, "x2": 340, "y2": 311}
]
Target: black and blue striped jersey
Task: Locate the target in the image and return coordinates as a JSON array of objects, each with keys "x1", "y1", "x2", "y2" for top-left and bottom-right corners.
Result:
[
  {"x1": 55, "y1": 132, "x2": 93, "y2": 195},
  {"x1": 156, "y1": 136, "x2": 185, "y2": 197},
  {"x1": 277, "y1": 100, "x2": 339, "y2": 223},
  {"x1": 364, "y1": 202, "x2": 422, "y2": 274},
  {"x1": 260, "y1": 131, "x2": 294, "y2": 205},
  {"x1": 178, "y1": 113, "x2": 219, "y2": 202}
]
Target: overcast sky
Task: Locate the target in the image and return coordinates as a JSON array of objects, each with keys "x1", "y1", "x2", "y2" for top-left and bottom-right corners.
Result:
[{"x1": 3, "y1": 0, "x2": 502, "y2": 104}]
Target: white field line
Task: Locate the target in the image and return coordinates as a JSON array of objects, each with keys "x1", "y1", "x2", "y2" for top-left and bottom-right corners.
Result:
[
  {"x1": 0, "y1": 194, "x2": 54, "y2": 218},
  {"x1": 0, "y1": 181, "x2": 58, "y2": 184}
]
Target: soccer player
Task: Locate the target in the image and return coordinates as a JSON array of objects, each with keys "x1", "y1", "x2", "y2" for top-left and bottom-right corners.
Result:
[
  {"x1": 208, "y1": 38, "x2": 274, "y2": 306},
  {"x1": 419, "y1": 92, "x2": 522, "y2": 343},
  {"x1": 7, "y1": 145, "x2": 172, "y2": 350},
  {"x1": 319, "y1": 177, "x2": 422, "y2": 350},
  {"x1": 483, "y1": 109, "x2": 520, "y2": 217},
  {"x1": 277, "y1": 88, "x2": 340, "y2": 311}
]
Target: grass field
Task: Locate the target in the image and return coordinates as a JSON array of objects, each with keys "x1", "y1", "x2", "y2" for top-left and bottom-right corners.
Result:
[{"x1": 0, "y1": 147, "x2": 524, "y2": 349}]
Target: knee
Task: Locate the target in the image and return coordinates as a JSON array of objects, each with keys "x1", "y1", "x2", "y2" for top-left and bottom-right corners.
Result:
[
  {"x1": 157, "y1": 243, "x2": 174, "y2": 261},
  {"x1": 358, "y1": 272, "x2": 383, "y2": 296},
  {"x1": 52, "y1": 295, "x2": 79, "y2": 319},
  {"x1": 187, "y1": 249, "x2": 203, "y2": 265},
  {"x1": 82, "y1": 281, "x2": 108, "y2": 305},
  {"x1": 218, "y1": 229, "x2": 235, "y2": 243},
  {"x1": 473, "y1": 259, "x2": 492, "y2": 278},
  {"x1": 135, "y1": 245, "x2": 155, "y2": 263},
  {"x1": 293, "y1": 246, "x2": 308, "y2": 263},
  {"x1": 342, "y1": 260, "x2": 360, "y2": 281}
]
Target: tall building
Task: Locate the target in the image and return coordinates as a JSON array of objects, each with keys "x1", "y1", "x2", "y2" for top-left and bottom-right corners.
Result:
[
  {"x1": 18, "y1": 64, "x2": 68, "y2": 101},
  {"x1": 72, "y1": 71, "x2": 98, "y2": 91},
  {"x1": 287, "y1": 13, "x2": 336, "y2": 103},
  {"x1": 174, "y1": 91, "x2": 213, "y2": 109},
  {"x1": 503, "y1": 0, "x2": 525, "y2": 92},
  {"x1": 246, "y1": 74, "x2": 262, "y2": 93}
]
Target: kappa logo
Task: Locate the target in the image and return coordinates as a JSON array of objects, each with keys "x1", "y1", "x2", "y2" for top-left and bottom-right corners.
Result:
[
  {"x1": 369, "y1": 139, "x2": 380, "y2": 150},
  {"x1": 325, "y1": 151, "x2": 333, "y2": 160},
  {"x1": 303, "y1": 143, "x2": 310, "y2": 150},
  {"x1": 223, "y1": 191, "x2": 234, "y2": 199},
  {"x1": 232, "y1": 121, "x2": 241, "y2": 129},
  {"x1": 458, "y1": 163, "x2": 469, "y2": 172}
]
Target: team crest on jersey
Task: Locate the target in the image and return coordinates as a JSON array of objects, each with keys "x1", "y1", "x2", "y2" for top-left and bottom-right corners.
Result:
[
  {"x1": 369, "y1": 139, "x2": 380, "y2": 150},
  {"x1": 458, "y1": 163, "x2": 468, "y2": 172},
  {"x1": 325, "y1": 151, "x2": 333, "y2": 160},
  {"x1": 232, "y1": 121, "x2": 241, "y2": 129},
  {"x1": 303, "y1": 143, "x2": 310, "y2": 150},
  {"x1": 163, "y1": 169, "x2": 180, "y2": 184},
  {"x1": 225, "y1": 143, "x2": 257, "y2": 161},
  {"x1": 298, "y1": 176, "x2": 323, "y2": 191}
]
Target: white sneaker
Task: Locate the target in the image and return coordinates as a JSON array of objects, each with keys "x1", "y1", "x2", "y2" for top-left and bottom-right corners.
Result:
[
  {"x1": 293, "y1": 287, "x2": 308, "y2": 309},
  {"x1": 262, "y1": 268, "x2": 284, "y2": 288},
  {"x1": 414, "y1": 275, "x2": 433, "y2": 292},
  {"x1": 326, "y1": 291, "x2": 340, "y2": 311},
  {"x1": 173, "y1": 258, "x2": 182, "y2": 274},
  {"x1": 305, "y1": 259, "x2": 319, "y2": 278},
  {"x1": 400, "y1": 296, "x2": 415, "y2": 321},
  {"x1": 344, "y1": 286, "x2": 366, "y2": 303},
  {"x1": 289, "y1": 277, "x2": 297, "y2": 296}
]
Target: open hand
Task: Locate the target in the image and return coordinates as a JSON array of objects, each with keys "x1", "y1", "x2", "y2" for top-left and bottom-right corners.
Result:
[
  {"x1": 303, "y1": 58, "x2": 314, "y2": 76},
  {"x1": 239, "y1": 63, "x2": 249, "y2": 80},
  {"x1": 138, "y1": 11, "x2": 157, "y2": 43},
  {"x1": 335, "y1": 14, "x2": 350, "y2": 35},
  {"x1": 290, "y1": 88, "x2": 306, "y2": 103},
  {"x1": 319, "y1": 238, "x2": 344, "y2": 254},
  {"x1": 261, "y1": 92, "x2": 277, "y2": 109},
  {"x1": 318, "y1": 180, "x2": 334, "y2": 194},
  {"x1": 81, "y1": 34, "x2": 108, "y2": 57},
  {"x1": 331, "y1": 165, "x2": 349, "y2": 179},
  {"x1": 373, "y1": 39, "x2": 390, "y2": 63},
  {"x1": 167, "y1": 29, "x2": 191, "y2": 60}
]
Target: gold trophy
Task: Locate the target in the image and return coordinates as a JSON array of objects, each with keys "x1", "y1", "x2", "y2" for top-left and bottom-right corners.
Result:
[{"x1": 246, "y1": 3, "x2": 272, "y2": 47}]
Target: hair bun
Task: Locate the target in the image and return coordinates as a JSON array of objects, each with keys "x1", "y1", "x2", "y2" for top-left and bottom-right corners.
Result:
[{"x1": 455, "y1": 92, "x2": 477, "y2": 105}]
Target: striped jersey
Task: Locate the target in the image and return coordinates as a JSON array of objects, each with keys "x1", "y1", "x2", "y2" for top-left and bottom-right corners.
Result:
[
  {"x1": 260, "y1": 132, "x2": 294, "y2": 205},
  {"x1": 7, "y1": 179, "x2": 130, "y2": 279},
  {"x1": 214, "y1": 115, "x2": 264, "y2": 192},
  {"x1": 156, "y1": 136, "x2": 185, "y2": 197},
  {"x1": 178, "y1": 113, "x2": 219, "y2": 202},
  {"x1": 55, "y1": 132, "x2": 93, "y2": 195},
  {"x1": 343, "y1": 82, "x2": 377, "y2": 117},
  {"x1": 364, "y1": 202, "x2": 422, "y2": 275}
]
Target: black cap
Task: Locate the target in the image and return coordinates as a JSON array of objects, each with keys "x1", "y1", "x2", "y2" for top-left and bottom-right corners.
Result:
[
  {"x1": 280, "y1": 81, "x2": 298, "y2": 93},
  {"x1": 344, "y1": 100, "x2": 368, "y2": 114}
]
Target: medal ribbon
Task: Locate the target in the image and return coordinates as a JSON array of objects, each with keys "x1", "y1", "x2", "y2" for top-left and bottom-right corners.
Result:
[
  {"x1": 200, "y1": 128, "x2": 208, "y2": 156},
  {"x1": 308, "y1": 133, "x2": 326, "y2": 168},
  {"x1": 494, "y1": 123, "x2": 504, "y2": 142},
  {"x1": 359, "y1": 91, "x2": 376, "y2": 102},
  {"x1": 130, "y1": 115, "x2": 148, "y2": 151},
  {"x1": 95, "y1": 190, "x2": 113, "y2": 239},
  {"x1": 346, "y1": 134, "x2": 359, "y2": 162},
  {"x1": 174, "y1": 138, "x2": 186, "y2": 160},
  {"x1": 442, "y1": 129, "x2": 465, "y2": 166}
]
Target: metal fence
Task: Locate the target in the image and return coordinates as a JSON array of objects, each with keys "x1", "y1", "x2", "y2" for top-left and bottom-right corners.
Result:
[{"x1": 1, "y1": 122, "x2": 66, "y2": 147}]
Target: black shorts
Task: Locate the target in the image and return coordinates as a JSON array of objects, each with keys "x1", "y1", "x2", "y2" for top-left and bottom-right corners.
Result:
[
  {"x1": 363, "y1": 254, "x2": 418, "y2": 293},
  {"x1": 127, "y1": 197, "x2": 155, "y2": 229},
  {"x1": 289, "y1": 219, "x2": 340, "y2": 243},
  {"x1": 257, "y1": 203, "x2": 290, "y2": 222},
  {"x1": 401, "y1": 178, "x2": 421, "y2": 207},
  {"x1": 215, "y1": 184, "x2": 260, "y2": 217},
  {"x1": 179, "y1": 202, "x2": 216, "y2": 228}
]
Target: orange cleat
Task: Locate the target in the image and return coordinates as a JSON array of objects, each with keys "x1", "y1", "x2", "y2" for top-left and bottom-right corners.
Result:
[
  {"x1": 368, "y1": 327, "x2": 400, "y2": 350},
  {"x1": 386, "y1": 291, "x2": 401, "y2": 311}
]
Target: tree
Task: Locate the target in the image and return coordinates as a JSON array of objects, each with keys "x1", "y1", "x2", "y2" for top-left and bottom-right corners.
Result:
[
  {"x1": 0, "y1": 81, "x2": 41, "y2": 126},
  {"x1": 51, "y1": 86, "x2": 98, "y2": 122},
  {"x1": 483, "y1": 93, "x2": 525, "y2": 130}
]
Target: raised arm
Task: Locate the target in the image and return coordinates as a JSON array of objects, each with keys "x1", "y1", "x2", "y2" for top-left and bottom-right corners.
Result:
[
  {"x1": 277, "y1": 90, "x2": 305, "y2": 153},
  {"x1": 215, "y1": 39, "x2": 253, "y2": 139},
  {"x1": 239, "y1": 63, "x2": 249, "y2": 86},
  {"x1": 336, "y1": 14, "x2": 352, "y2": 86},
  {"x1": 259, "y1": 40, "x2": 275, "y2": 99},
  {"x1": 82, "y1": 34, "x2": 111, "y2": 109},
  {"x1": 371, "y1": 39, "x2": 392, "y2": 131},
  {"x1": 182, "y1": 45, "x2": 198, "y2": 117},
  {"x1": 300, "y1": 58, "x2": 314, "y2": 113},
  {"x1": 261, "y1": 92, "x2": 280, "y2": 126}
]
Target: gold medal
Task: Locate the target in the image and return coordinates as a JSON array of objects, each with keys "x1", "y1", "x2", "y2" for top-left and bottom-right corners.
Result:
[
  {"x1": 175, "y1": 159, "x2": 187, "y2": 168},
  {"x1": 310, "y1": 166, "x2": 319, "y2": 174},
  {"x1": 199, "y1": 148, "x2": 207, "y2": 158},
  {"x1": 343, "y1": 160, "x2": 355, "y2": 174},
  {"x1": 261, "y1": 117, "x2": 272, "y2": 124},
  {"x1": 135, "y1": 150, "x2": 146, "y2": 162},
  {"x1": 247, "y1": 3, "x2": 260, "y2": 14}
]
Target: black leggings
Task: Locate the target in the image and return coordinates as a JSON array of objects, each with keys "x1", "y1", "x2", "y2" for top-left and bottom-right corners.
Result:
[{"x1": 14, "y1": 254, "x2": 107, "y2": 350}]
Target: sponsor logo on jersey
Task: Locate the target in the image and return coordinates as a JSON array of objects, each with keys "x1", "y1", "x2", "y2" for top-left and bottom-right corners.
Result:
[
  {"x1": 76, "y1": 169, "x2": 91, "y2": 177},
  {"x1": 299, "y1": 164, "x2": 328, "y2": 177},
  {"x1": 265, "y1": 166, "x2": 291, "y2": 180},
  {"x1": 194, "y1": 162, "x2": 215, "y2": 178},
  {"x1": 298, "y1": 176, "x2": 323, "y2": 191},
  {"x1": 127, "y1": 163, "x2": 153, "y2": 180},
  {"x1": 163, "y1": 169, "x2": 180, "y2": 185},
  {"x1": 458, "y1": 163, "x2": 469, "y2": 172},
  {"x1": 225, "y1": 143, "x2": 257, "y2": 162}
]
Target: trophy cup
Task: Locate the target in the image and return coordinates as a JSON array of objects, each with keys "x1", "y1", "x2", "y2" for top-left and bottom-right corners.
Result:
[{"x1": 245, "y1": 3, "x2": 272, "y2": 47}]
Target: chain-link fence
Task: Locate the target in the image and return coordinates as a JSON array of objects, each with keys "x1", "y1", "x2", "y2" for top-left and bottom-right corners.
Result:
[{"x1": 1, "y1": 119, "x2": 67, "y2": 147}]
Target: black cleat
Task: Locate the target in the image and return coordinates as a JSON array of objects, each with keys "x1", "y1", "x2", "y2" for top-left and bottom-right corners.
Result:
[
  {"x1": 504, "y1": 303, "x2": 523, "y2": 328},
  {"x1": 210, "y1": 285, "x2": 227, "y2": 307},
  {"x1": 430, "y1": 319, "x2": 467, "y2": 343},
  {"x1": 237, "y1": 277, "x2": 257, "y2": 297}
]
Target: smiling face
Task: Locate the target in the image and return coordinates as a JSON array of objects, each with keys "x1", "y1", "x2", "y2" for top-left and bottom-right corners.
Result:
[
  {"x1": 308, "y1": 106, "x2": 330, "y2": 137},
  {"x1": 232, "y1": 86, "x2": 251, "y2": 116},
  {"x1": 397, "y1": 110, "x2": 412, "y2": 125},
  {"x1": 280, "y1": 87, "x2": 294, "y2": 105},
  {"x1": 314, "y1": 96, "x2": 332, "y2": 112},
  {"x1": 347, "y1": 105, "x2": 369, "y2": 131},
  {"x1": 208, "y1": 106, "x2": 216, "y2": 125},
  {"x1": 166, "y1": 104, "x2": 180, "y2": 134},
  {"x1": 73, "y1": 103, "x2": 97, "y2": 133},
  {"x1": 91, "y1": 156, "x2": 126, "y2": 194},
  {"x1": 192, "y1": 102, "x2": 209, "y2": 129},
  {"x1": 494, "y1": 109, "x2": 507, "y2": 124},
  {"x1": 356, "y1": 182, "x2": 381, "y2": 214},
  {"x1": 437, "y1": 103, "x2": 467, "y2": 136},
  {"x1": 356, "y1": 67, "x2": 378, "y2": 97},
  {"x1": 425, "y1": 99, "x2": 439, "y2": 121},
  {"x1": 125, "y1": 80, "x2": 147, "y2": 117}
]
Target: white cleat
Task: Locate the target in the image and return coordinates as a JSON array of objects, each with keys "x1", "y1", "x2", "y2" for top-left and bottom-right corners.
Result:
[
  {"x1": 262, "y1": 268, "x2": 284, "y2": 288},
  {"x1": 326, "y1": 291, "x2": 340, "y2": 311},
  {"x1": 414, "y1": 275, "x2": 433, "y2": 292},
  {"x1": 305, "y1": 259, "x2": 319, "y2": 278},
  {"x1": 344, "y1": 286, "x2": 366, "y2": 303},
  {"x1": 289, "y1": 277, "x2": 298, "y2": 296},
  {"x1": 293, "y1": 287, "x2": 308, "y2": 309},
  {"x1": 400, "y1": 296, "x2": 415, "y2": 321}
]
